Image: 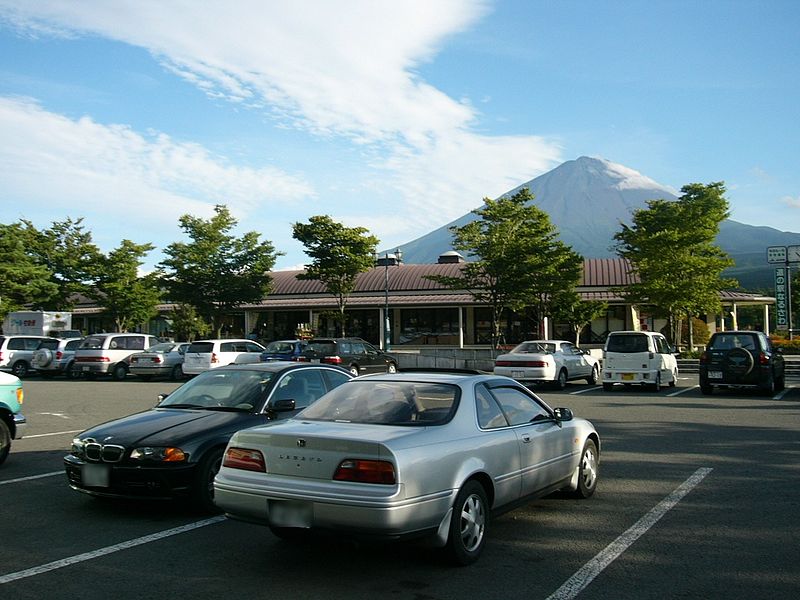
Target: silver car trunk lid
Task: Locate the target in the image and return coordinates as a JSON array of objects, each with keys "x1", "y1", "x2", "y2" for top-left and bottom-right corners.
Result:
[{"x1": 233, "y1": 421, "x2": 414, "y2": 480}]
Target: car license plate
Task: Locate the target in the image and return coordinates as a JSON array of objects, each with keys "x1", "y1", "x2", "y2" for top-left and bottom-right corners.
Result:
[
  {"x1": 708, "y1": 371, "x2": 723, "y2": 379},
  {"x1": 512, "y1": 370, "x2": 525, "y2": 379},
  {"x1": 82, "y1": 463, "x2": 110, "y2": 487},
  {"x1": 82, "y1": 366, "x2": 90, "y2": 372},
  {"x1": 310, "y1": 358, "x2": 320, "y2": 363},
  {"x1": 621, "y1": 373, "x2": 635, "y2": 381},
  {"x1": 269, "y1": 500, "x2": 312, "y2": 527}
]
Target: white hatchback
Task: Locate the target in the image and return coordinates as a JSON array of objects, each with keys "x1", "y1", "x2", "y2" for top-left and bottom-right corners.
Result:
[
  {"x1": 182, "y1": 339, "x2": 266, "y2": 375},
  {"x1": 602, "y1": 330, "x2": 678, "y2": 391}
]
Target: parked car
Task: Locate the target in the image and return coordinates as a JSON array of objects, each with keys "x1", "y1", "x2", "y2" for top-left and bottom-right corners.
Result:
[
  {"x1": 64, "y1": 362, "x2": 354, "y2": 511},
  {"x1": 129, "y1": 342, "x2": 190, "y2": 381},
  {"x1": 0, "y1": 371, "x2": 26, "y2": 465},
  {"x1": 182, "y1": 339, "x2": 266, "y2": 376},
  {"x1": 214, "y1": 370, "x2": 599, "y2": 565},
  {"x1": 299, "y1": 338, "x2": 397, "y2": 376},
  {"x1": 699, "y1": 330, "x2": 785, "y2": 395},
  {"x1": 260, "y1": 339, "x2": 306, "y2": 362},
  {"x1": 602, "y1": 330, "x2": 678, "y2": 391},
  {"x1": 0, "y1": 335, "x2": 59, "y2": 378},
  {"x1": 32, "y1": 337, "x2": 83, "y2": 379},
  {"x1": 493, "y1": 340, "x2": 600, "y2": 388},
  {"x1": 74, "y1": 333, "x2": 161, "y2": 381}
]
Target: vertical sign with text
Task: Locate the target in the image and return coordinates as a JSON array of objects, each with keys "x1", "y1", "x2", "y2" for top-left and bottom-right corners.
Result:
[{"x1": 775, "y1": 267, "x2": 788, "y2": 330}]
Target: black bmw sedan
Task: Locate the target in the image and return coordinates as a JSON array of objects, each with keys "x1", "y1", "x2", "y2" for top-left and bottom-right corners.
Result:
[{"x1": 64, "y1": 362, "x2": 353, "y2": 511}]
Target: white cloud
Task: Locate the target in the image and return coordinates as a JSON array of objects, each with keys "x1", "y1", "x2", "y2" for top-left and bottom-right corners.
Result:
[
  {"x1": 782, "y1": 195, "x2": 800, "y2": 209},
  {"x1": 0, "y1": 0, "x2": 563, "y2": 245},
  {"x1": 0, "y1": 96, "x2": 314, "y2": 234}
]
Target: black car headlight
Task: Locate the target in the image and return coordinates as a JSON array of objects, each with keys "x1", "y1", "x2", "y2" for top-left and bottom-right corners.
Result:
[{"x1": 130, "y1": 447, "x2": 187, "y2": 462}]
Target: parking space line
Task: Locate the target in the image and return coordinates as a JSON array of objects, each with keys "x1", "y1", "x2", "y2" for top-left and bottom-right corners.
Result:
[
  {"x1": 23, "y1": 429, "x2": 83, "y2": 438},
  {"x1": 570, "y1": 386, "x2": 600, "y2": 395},
  {"x1": 0, "y1": 516, "x2": 227, "y2": 585},
  {"x1": 0, "y1": 471, "x2": 62, "y2": 486},
  {"x1": 667, "y1": 385, "x2": 697, "y2": 397},
  {"x1": 546, "y1": 467, "x2": 713, "y2": 600}
]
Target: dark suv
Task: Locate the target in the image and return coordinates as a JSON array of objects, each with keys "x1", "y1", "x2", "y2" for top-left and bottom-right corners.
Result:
[
  {"x1": 699, "y1": 331, "x2": 785, "y2": 395},
  {"x1": 300, "y1": 338, "x2": 397, "y2": 376}
]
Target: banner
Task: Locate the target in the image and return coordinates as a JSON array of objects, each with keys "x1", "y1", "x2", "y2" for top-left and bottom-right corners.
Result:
[{"x1": 775, "y1": 267, "x2": 787, "y2": 330}]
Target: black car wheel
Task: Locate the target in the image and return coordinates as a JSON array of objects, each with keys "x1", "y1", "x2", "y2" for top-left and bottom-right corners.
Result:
[
  {"x1": 387, "y1": 363, "x2": 397, "y2": 374},
  {"x1": 348, "y1": 365, "x2": 360, "y2": 377},
  {"x1": 700, "y1": 382, "x2": 714, "y2": 395},
  {"x1": 554, "y1": 369, "x2": 567, "y2": 390},
  {"x1": 66, "y1": 361, "x2": 81, "y2": 380},
  {"x1": 571, "y1": 439, "x2": 599, "y2": 498},
  {"x1": 0, "y1": 419, "x2": 11, "y2": 465},
  {"x1": 111, "y1": 363, "x2": 128, "y2": 381},
  {"x1": 11, "y1": 361, "x2": 29, "y2": 378},
  {"x1": 193, "y1": 448, "x2": 224, "y2": 513},
  {"x1": 760, "y1": 374, "x2": 776, "y2": 396},
  {"x1": 649, "y1": 372, "x2": 661, "y2": 392},
  {"x1": 445, "y1": 480, "x2": 488, "y2": 566},
  {"x1": 170, "y1": 364, "x2": 184, "y2": 381},
  {"x1": 602, "y1": 382, "x2": 614, "y2": 392},
  {"x1": 586, "y1": 365, "x2": 599, "y2": 385}
]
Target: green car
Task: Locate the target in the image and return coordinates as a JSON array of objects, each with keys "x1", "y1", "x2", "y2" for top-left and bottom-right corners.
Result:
[{"x1": 0, "y1": 371, "x2": 27, "y2": 465}]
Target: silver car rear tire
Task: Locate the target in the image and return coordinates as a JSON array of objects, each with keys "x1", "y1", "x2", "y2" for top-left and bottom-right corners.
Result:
[
  {"x1": 445, "y1": 480, "x2": 488, "y2": 566},
  {"x1": 572, "y1": 439, "x2": 599, "y2": 499}
]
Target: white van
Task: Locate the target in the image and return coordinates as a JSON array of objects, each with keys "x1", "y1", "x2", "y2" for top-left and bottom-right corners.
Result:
[
  {"x1": 602, "y1": 331, "x2": 678, "y2": 392},
  {"x1": 182, "y1": 339, "x2": 266, "y2": 375},
  {"x1": 73, "y1": 333, "x2": 160, "y2": 380}
]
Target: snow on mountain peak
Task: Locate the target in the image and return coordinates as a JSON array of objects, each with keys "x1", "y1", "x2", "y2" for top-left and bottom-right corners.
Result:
[{"x1": 590, "y1": 157, "x2": 675, "y2": 195}]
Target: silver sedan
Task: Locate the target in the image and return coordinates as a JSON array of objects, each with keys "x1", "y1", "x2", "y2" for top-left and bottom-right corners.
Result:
[
  {"x1": 129, "y1": 342, "x2": 190, "y2": 380},
  {"x1": 214, "y1": 371, "x2": 600, "y2": 565}
]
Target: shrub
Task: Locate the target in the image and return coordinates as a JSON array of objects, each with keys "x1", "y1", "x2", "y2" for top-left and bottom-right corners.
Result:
[{"x1": 771, "y1": 336, "x2": 800, "y2": 355}]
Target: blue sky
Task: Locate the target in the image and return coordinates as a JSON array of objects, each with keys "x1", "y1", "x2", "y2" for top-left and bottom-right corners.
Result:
[{"x1": 1, "y1": 0, "x2": 798, "y2": 270}]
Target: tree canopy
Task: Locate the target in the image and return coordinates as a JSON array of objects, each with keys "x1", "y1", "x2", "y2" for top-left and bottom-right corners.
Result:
[
  {"x1": 292, "y1": 215, "x2": 379, "y2": 336},
  {"x1": 613, "y1": 182, "x2": 736, "y2": 344},
  {"x1": 92, "y1": 240, "x2": 161, "y2": 333},
  {"x1": 159, "y1": 205, "x2": 281, "y2": 337},
  {"x1": 429, "y1": 189, "x2": 584, "y2": 349}
]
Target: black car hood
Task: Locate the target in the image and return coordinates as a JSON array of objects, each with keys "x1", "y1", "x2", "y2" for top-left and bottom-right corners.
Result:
[{"x1": 78, "y1": 408, "x2": 260, "y2": 447}]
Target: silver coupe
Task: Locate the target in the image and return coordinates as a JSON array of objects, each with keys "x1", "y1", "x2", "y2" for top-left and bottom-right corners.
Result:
[{"x1": 213, "y1": 370, "x2": 600, "y2": 565}]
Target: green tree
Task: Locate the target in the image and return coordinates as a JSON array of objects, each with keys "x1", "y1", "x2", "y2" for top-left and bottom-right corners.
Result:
[
  {"x1": 160, "y1": 205, "x2": 281, "y2": 337},
  {"x1": 92, "y1": 240, "x2": 162, "y2": 332},
  {"x1": 0, "y1": 223, "x2": 59, "y2": 320},
  {"x1": 428, "y1": 189, "x2": 584, "y2": 350},
  {"x1": 613, "y1": 182, "x2": 736, "y2": 346},
  {"x1": 551, "y1": 290, "x2": 608, "y2": 346},
  {"x1": 169, "y1": 303, "x2": 211, "y2": 342},
  {"x1": 292, "y1": 215, "x2": 379, "y2": 337},
  {"x1": 21, "y1": 217, "x2": 103, "y2": 310}
]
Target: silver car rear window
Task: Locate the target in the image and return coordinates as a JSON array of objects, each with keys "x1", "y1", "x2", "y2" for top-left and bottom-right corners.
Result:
[{"x1": 300, "y1": 381, "x2": 458, "y2": 426}]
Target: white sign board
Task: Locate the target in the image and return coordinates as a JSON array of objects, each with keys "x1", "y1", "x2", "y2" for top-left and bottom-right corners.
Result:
[
  {"x1": 788, "y1": 245, "x2": 800, "y2": 263},
  {"x1": 767, "y1": 246, "x2": 786, "y2": 263}
]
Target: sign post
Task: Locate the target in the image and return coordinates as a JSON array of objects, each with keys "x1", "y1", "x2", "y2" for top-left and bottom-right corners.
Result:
[{"x1": 770, "y1": 246, "x2": 798, "y2": 339}]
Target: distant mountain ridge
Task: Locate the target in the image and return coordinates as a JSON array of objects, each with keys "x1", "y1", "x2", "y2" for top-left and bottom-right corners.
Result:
[{"x1": 397, "y1": 156, "x2": 800, "y2": 290}]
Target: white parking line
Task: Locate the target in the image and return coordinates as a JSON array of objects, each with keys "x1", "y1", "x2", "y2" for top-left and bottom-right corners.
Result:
[
  {"x1": 570, "y1": 386, "x2": 601, "y2": 395},
  {"x1": 0, "y1": 471, "x2": 62, "y2": 486},
  {"x1": 667, "y1": 385, "x2": 697, "y2": 397},
  {"x1": 0, "y1": 516, "x2": 227, "y2": 585},
  {"x1": 546, "y1": 467, "x2": 713, "y2": 600},
  {"x1": 23, "y1": 429, "x2": 83, "y2": 439}
]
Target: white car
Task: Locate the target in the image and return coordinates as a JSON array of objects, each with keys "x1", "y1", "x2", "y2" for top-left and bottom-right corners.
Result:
[
  {"x1": 493, "y1": 340, "x2": 600, "y2": 389},
  {"x1": 182, "y1": 339, "x2": 266, "y2": 375},
  {"x1": 602, "y1": 330, "x2": 678, "y2": 391}
]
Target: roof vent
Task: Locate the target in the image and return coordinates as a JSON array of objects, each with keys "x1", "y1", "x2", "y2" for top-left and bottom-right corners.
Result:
[{"x1": 438, "y1": 251, "x2": 465, "y2": 264}]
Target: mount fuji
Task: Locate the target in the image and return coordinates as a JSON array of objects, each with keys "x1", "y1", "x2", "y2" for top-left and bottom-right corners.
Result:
[{"x1": 397, "y1": 156, "x2": 800, "y2": 289}]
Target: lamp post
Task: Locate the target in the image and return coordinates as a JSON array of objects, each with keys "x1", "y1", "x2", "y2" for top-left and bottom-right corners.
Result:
[{"x1": 375, "y1": 248, "x2": 402, "y2": 350}]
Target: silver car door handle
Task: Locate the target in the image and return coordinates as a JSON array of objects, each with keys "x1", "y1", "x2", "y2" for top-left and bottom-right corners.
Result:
[{"x1": 521, "y1": 434, "x2": 531, "y2": 443}]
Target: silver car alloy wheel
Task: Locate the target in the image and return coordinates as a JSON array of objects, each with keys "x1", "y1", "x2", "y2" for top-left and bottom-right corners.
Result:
[
  {"x1": 580, "y1": 444, "x2": 598, "y2": 491},
  {"x1": 459, "y1": 492, "x2": 486, "y2": 552}
]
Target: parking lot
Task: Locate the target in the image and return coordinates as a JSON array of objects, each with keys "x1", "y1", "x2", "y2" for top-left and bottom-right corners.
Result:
[{"x1": 2, "y1": 375, "x2": 799, "y2": 600}]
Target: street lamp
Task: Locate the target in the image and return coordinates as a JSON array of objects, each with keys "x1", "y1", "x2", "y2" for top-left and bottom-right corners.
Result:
[{"x1": 375, "y1": 248, "x2": 402, "y2": 350}]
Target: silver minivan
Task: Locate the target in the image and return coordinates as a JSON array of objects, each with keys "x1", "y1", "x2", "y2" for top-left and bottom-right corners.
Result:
[
  {"x1": 73, "y1": 333, "x2": 160, "y2": 380},
  {"x1": 602, "y1": 330, "x2": 678, "y2": 392}
]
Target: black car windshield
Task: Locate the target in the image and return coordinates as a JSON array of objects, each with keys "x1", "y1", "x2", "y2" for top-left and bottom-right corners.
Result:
[
  {"x1": 300, "y1": 381, "x2": 458, "y2": 426},
  {"x1": 159, "y1": 370, "x2": 274, "y2": 411}
]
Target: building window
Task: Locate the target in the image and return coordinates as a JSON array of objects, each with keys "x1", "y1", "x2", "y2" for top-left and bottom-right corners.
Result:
[{"x1": 399, "y1": 308, "x2": 459, "y2": 345}]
